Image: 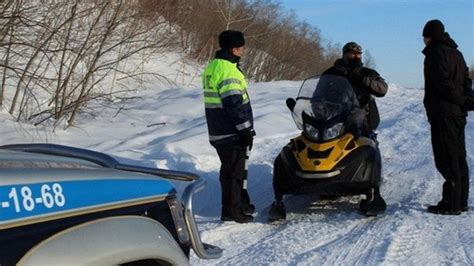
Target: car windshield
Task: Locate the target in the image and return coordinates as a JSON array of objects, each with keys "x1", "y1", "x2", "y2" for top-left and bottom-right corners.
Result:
[{"x1": 291, "y1": 74, "x2": 359, "y2": 130}]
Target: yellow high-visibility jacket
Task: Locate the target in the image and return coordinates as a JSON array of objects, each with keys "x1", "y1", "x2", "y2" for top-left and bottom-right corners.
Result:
[{"x1": 202, "y1": 51, "x2": 254, "y2": 146}]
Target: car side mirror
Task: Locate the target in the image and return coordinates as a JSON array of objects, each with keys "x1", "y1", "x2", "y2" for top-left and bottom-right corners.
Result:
[{"x1": 286, "y1": 98, "x2": 296, "y2": 112}]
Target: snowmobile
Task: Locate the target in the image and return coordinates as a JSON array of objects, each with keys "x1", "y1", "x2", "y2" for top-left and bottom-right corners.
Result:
[{"x1": 268, "y1": 74, "x2": 386, "y2": 222}]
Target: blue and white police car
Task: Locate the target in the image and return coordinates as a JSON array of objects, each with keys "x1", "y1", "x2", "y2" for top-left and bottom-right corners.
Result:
[{"x1": 0, "y1": 143, "x2": 222, "y2": 265}]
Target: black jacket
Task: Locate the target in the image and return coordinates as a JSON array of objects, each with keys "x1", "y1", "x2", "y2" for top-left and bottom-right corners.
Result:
[
  {"x1": 422, "y1": 33, "x2": 469, "y2": 121},
  {"x1": 323, "y1": 59, "x2": 388, "y2": 130}
]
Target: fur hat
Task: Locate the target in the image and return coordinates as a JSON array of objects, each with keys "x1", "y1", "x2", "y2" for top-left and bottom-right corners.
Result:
[
  {"x1": 423, "y1": 19, "x2": 445, "y2": 38},
  {"x1": 219, "y1": 30, "x2": 245, "y2": 49}
]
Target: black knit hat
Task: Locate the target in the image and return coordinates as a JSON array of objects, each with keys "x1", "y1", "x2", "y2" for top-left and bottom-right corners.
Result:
[
  {"x1": 219, "y1": 30, "x2": 245, "y2": 49},
  {"x1": 423, "y1": 19, "x2": 445, "y2": 38},
  {"x1": 342, "y1": 42, "x2": 363, "y2": 54}
]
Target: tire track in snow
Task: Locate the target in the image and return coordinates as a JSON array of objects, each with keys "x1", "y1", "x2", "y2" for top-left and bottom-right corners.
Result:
[
  {"x1": 383, "y1": 217, "x2": 428, "y2": 264},
  {"x1": 292, "y1": 217, "x2": 383, "y2": 264},
  {"x1": 458, "y1": 228, "x2": 474, "y2": 263},
  {"x1": 373, "y1": 86, "x2": 473, "y2": 265},
  {"x1": 223, "y1": 210, "x2": 369, "y2": 265},
  {"x1": 374, "y1": 89, "x2": 440, "y2": 264}
]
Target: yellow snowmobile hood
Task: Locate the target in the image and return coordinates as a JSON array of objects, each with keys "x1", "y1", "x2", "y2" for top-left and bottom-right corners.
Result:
[{"x1": 291, "y1": 133, "x2": 376, "y2": 172}]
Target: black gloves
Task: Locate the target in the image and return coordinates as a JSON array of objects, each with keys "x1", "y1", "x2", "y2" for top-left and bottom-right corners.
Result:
[
  {"x1": 346, "y1": 124, "x2": 361, "y2": 140},
  {"x1": 463, "y1": 95, "x2": 474, "y2": 111},
  {"x1": 462, "y1": 79, "x2": 473, "y2": 111},
  {"x1": 238, "y1": 128, "x2": 256, "y2": 149}
]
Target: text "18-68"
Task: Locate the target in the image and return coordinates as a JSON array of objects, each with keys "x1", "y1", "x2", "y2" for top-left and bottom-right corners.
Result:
[{"x1": 5, "y1": 184, "x2": 66, "y2": 212}]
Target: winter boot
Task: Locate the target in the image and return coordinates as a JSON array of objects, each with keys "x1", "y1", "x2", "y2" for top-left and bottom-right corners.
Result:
[
  {"x1": 221, "y1": 209, "x2": 253, "y2": 223},
  {"x1": 242, "y1": 204, "x2": 256, "y2": 215},
  {"x1": 360, "y1": 188, "x2": 386, "y2": 217},
  {"x1": 268, "y1": 201, "x2": 286, "y2": 222},
  {"x1": 427, "y1": 201, "x2": 461, "y2": 215}
]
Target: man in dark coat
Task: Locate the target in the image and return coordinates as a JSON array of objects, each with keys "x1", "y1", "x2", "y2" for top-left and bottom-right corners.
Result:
[
  {"x1": 422, "y1": 19, "x2": 470, "y2": 215},
  {"x1": 322, "y1": 42, "x2": 388, "y2": 136},
  {"x1": 320, "y1": 42, "x2": 388, "y2": 214}
]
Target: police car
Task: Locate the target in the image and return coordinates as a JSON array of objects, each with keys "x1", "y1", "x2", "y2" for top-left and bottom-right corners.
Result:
[{"x1": 0, "y1": 143, "x2": 222, "y2": 265}]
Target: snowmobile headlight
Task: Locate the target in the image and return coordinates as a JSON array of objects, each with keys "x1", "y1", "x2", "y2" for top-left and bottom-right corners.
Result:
[
  {"x1": 304, "y1": 123, "x2": 319, "y2": 141},
  {"x1": 324, "y1": 122, "x2": 344, "y2": 140}
]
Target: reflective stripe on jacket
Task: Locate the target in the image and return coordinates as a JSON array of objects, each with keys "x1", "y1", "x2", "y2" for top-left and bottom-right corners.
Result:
[{"x1": 202, "y1": 57, "x2": 253, "y2": 145}]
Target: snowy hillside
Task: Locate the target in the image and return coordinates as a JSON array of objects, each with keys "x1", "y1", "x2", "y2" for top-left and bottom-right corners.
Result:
[{"x1": 0, "y1": 55, "x2": 473, "y2": 264}]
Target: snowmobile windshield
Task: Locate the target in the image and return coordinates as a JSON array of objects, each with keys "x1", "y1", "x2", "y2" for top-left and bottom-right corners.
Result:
[{"x1": 292, "y1": 74, "x2": 361, "y2": 141}]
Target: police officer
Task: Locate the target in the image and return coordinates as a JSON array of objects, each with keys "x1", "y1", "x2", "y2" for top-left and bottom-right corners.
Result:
[
  {"x1": 202, "y1": 30, "x2": 255, "y2": 223},
  {"x1": 323, "y1": 42, "x2": 388, "y2": 136}
]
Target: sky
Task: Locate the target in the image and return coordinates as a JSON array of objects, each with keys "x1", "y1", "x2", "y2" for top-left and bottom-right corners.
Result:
[{"x1": 279, "y1": 0, "x2": 473, "y2": 88}]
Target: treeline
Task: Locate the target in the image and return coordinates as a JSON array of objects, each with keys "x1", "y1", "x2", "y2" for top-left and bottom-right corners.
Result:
[
  {"x1": 0, "y1": 0, "x2": 339, "y2": 127},
  {"x1": 0, "y1": 0, "x2": 176, "y2": 127},
  {"x1": 139, "y1": 0, "x2": 339, "y2": 82},
  {"x1": 470, "y1": 65, "x2": 474, "y2": 79}
]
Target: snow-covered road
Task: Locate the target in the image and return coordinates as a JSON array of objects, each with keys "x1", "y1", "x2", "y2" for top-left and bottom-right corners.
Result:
[
  {"x1": 190, "y1": 81, "x2": 474, "y2": 265},
  {"x1": 1, "y1": 76, "x2": 472, "y2": 264}
]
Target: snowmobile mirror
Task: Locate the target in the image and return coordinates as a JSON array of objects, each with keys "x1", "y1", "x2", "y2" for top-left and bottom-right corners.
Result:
[{"x1": 286, "y1": 98, "x2": 296, "y2": 112}]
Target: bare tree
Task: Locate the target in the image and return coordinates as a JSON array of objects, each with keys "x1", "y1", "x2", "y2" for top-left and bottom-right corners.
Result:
[
  {"x1": 11, "y1": 1, "x2": 74, "y2": 117},
  {"x1": 215, "y1": 0, "x2": 252, "y2": 30},
  {"x1": 0, "y1": 0, "x2": 348, "y2": 129},
  {"x1": 1, "y1": 0, "x2": 176, "y2": 127},
  {"x1": 144, "y1": 0, "x2": 335, "y2": 81},
  {"x1": 0, "y1": 0, "x2": 37, "y2": 107},
  {"x1": 470, "y1": 64, "x2": 473, "y2": 79}
]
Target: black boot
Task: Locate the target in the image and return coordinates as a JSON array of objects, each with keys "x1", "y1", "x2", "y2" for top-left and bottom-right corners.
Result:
[
  {"x1": 221, "y1": 209, "x2": 253, "y2": 223},
  {"x1": 360, "y1": 188, "x2": 386, "y2": 217},
  {"x1": 242, "y1": 204, "x2": 256, "y2": 215},
  {"x1": 268, "y1": 201, "x2": 286, "y2": 222},
  {"x1": 427, "y1": 201, "x2": 461, "y2": 215}
]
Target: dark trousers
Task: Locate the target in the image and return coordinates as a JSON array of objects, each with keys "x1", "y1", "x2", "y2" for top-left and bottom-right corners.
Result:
[
  {"x1": 215, "y1": 145, "x2": 251, "y2": 215},
  {"x1": 430, "y1": 116, "x2": 469, "y2": 210}
]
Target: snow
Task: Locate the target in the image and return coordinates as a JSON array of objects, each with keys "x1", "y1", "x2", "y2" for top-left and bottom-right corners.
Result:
[{"x1": 1, "y1": 52, "x2": 473, "y2": 265}]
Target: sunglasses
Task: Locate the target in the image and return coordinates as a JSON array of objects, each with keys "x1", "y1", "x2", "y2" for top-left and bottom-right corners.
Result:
[{"x1": 348, "y1": 52, "x2": 362, "y2": 58}]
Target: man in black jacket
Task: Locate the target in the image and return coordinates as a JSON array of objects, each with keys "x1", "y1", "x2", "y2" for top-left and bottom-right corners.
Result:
[
  {"x1": 323, "y1": 42, "x2": 388, "y2": 136},
  {"x1": 422, "y1": 19, "x2": 470, "y2": 215},
  {"x1": 322, "y1": 42, "x2": 388, "y2": 213}
]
